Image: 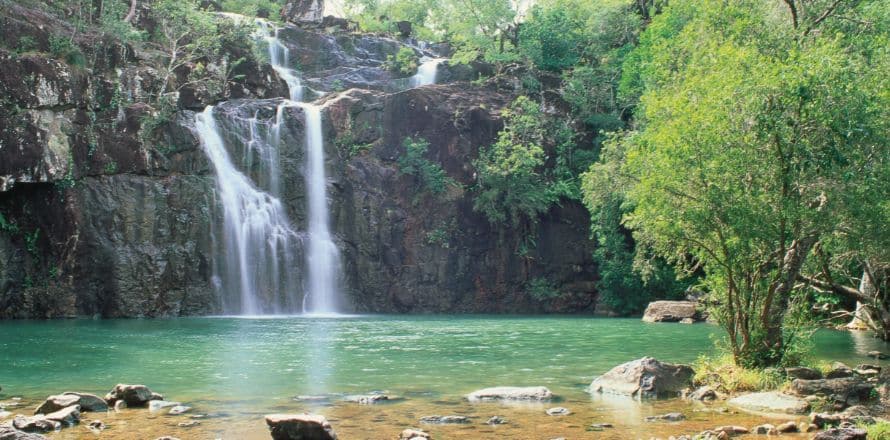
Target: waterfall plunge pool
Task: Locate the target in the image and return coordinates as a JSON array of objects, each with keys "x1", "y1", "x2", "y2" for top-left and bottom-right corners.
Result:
[{"x1": 1, "y1": 316, "x2": 887, "y2": 438}]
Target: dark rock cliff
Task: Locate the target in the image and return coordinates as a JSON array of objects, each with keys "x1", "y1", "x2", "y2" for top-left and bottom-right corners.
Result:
[{"x1": 0, "y1": 1, "x2": 597, "y2": 318}]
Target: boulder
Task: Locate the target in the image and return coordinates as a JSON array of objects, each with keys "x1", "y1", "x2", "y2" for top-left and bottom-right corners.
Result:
[
  {"x1": 589, "y1": 357, "x2": 694, "y2": 398},
  {"x1": 0, "y1": 426, "x2": 48, "y2": 440},
  {"x1": 396, "y1": 21, "x2": 412, "y2": 38},
  {"x1": 688, "y1": 386, "x2": 717, "y2": 401},
  {"x1": 642, "y1": 301, "x2": 698, "y2": 322},
  {"x1": 785, "y1": 367, "x2": 822, "y2": 380},
  {"x1": 105, "y1": 384, "x2": 159, "y2": 407},
  {"x1": 466, "y1": 386, "x2": 552, "y2": 402},
  {"x1": 812, "y1": 428, "x2": 867, "y2": 440},
  {"x1": 775, "y1": 421, "x2": 798, "y2": 433},
  {"x1": 35, "y1": 393, "x2": 106, "y2": 414},
  {"x1": 727, "y1": 391, "x2": 810, "y2": 415},
  {"x1": 788, "y1": 378, "x2": 873, "y2": 406},
  {"x1": 867, "y1": 351, "x2": 887, "y2": 360},
  {"x1": 11, "y1": 415, "x2": 59, "y2": 433},
  {"x1": 399, "y1": 429, "x2": 430, "y2": 440},
  {"x1": 419, "y1": 415, "x2": 470, "y2": 424},
  {"x1": 752, "y1": 424, "x2": 776, "y2": 435},
  {"x1": 265, "y1": 414, "x2": 337, "y2": 440},
  {"x1": 44, "y1": 405, "x2": 80, "y2": 426},
  {"x1": 545, "y1": 407, "x2": 570, "y2": 416},
  {"x1": 281, "y1": 0, "x2": 324, "y2": 24}
]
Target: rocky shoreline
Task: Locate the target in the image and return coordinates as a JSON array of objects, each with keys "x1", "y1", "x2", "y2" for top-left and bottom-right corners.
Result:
[{"x1": 2, "y1": 356, "x2": 888, "y2": 440}]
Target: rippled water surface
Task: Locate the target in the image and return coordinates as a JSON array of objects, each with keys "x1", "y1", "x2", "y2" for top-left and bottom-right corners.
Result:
[{"x1": 2, "y1": 316, "x2": 887, "y2": 404}]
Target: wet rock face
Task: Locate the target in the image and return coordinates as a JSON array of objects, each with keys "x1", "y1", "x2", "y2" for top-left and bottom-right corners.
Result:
[
  {"x1": 325, "y1": 86, "x2": 597, "y2": 313},
  {"x1": 281, "y1": 0, "x2": 324, "y2": 24}
]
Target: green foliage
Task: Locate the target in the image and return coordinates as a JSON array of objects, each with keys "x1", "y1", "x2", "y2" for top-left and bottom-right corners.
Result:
[
  {"x1": 48, "y1": 36, "x2": 85, "y2": 67},
  {"x1": 220, "y1": 0, "x2": 282, "y2": 17},
  {"x1": 590, "y1": 0, "x2": 890, "y2": 366},
  {"x1": 151, "y1": 0, "x2": 222, "y2": 98},
  {"x1": 24, "y1": 229, "x2": 40, "y2": 256},
  {"x1": 0, "y1": 213, "x2": 19, "y2": 234},
  {"x1": 425, "y1": 220, "x2": 455, "y2": 248},
  {"x1": 692, "y1": 353, "x2": 787, "y2": 394},
  {"x1": 527, "y1": 277, "x2": 562, "y2": 301},
  {"x1": 863, "y1": 420, "x2": 890, "y2": 440},
  {"x1": 520, "y1": 3, "x2": 585, "y2": 71},
  {"x1": 398, "y1": 137, "x2": 455, "y2": 194},
  {"x1": 103, "y1": 161, "x2": 118, "y2": 174},
  {"x1": 385, "y1": 47, "x2": 419, "y2": 75},
  {"x1": 15, "y1": 36, "x2": 38, "y2": 54},
  {"x1": 473, "y1": 96, "x2": 587, "y2": 226}
]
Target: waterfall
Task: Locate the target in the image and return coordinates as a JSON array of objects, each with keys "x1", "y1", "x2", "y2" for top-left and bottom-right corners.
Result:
[
  {"x1": 410, "y1": 58, "x2": 444, "y2": 87},
  {"x1": 256, "y1": 19, "x2": 304, "y2": 102},
  {"x1": 299, "y1": 103, "x2": 341, "y2": 315},
  {"x1": 195, "y1": 107, "x2": 300, "y2": 315},
  {"x1": 196, "y1": 17, "x2": 343, "y2": 314}
]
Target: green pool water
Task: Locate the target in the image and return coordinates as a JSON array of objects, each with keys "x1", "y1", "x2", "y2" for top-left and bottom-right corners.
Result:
[{"x1": 1, "y1": 316, "x2": 887, "y2": 406}]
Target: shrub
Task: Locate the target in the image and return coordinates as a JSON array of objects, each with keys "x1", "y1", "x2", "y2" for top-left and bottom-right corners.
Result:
[
  {"x1": 692, "y1": 353, "x2": 787, "y2": 394},
  {"x1": 385, "y1": 46, "x2": 419, "y2": 75},
  {"x1": 397, "y1": 137, "x2": 455, "y2": 194},
  {"x1": 527, "y1": 277, "x2": 561, "y2": 300}
]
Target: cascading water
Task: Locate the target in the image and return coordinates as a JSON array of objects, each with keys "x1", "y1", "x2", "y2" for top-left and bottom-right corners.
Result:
[
  {"x1": 410, "y1": 57, "x2": 445, "y2": 87},
  {"x1": 299, "y1": 103, "x2": 341, "y2": 315},
  {"x1": 255, "y1": 19, "x2": 303, "y2": 102},
  {"x1": 197, "y1": 17, "x2": 343, "y2": 315},
  {"x1": 196, "y1": 107, "x2": 300, "y2": 315}
]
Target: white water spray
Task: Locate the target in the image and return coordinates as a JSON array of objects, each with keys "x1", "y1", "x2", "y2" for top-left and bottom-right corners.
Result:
[
  {"x1": 195, "y1": 107, "x2": 300, "y2": 314},
  {"x1": 299, "y1": 103, "x2": 341, "y2": 315},
  {"x1": 410, "y1": 57, "x2": 445, "y2": 87}
]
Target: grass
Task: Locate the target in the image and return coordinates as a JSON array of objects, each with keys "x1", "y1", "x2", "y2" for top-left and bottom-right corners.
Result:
[
  {"x1": 866, "y1": 420, "x2": 890, "y2": 440},
  {"x1": 692, "y1": 354, "x2": 787, "y2": 394}
]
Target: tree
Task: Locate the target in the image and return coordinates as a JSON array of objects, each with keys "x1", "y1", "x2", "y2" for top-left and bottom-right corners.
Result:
[
  {"x1": 151, "y1": 0, "x2": 221, "y2": 100},
  {"x1": 587, "y1": 0, "x2": 890, "y2": 366}
]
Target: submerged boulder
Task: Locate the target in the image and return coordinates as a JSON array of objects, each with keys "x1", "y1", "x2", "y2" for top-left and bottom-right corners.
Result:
[
  {"x1": 265, "y1": 414, "x2": 337, "y2": 440},
  {"x1": 399, "y1": 429, "x2": 430, "y2": 440},
  {"x1": 105, "y1": 384, "x2": 160, "y2": 407},
  {"x1": 589, "y1": 357, "x2": 694, "y2": 398},
  {"x1": 642, "y1": 301, "x2": 698, "y2": 323},
  {"x1": 35, "y1": 392, "x2": 106, "y2": 414},
  {"x1": 727, "y1": 391, "x2": 810, "y2": 415},
  {"x1": 0, "y1": 426, "x2": 48, "y2": 440},
  {"x1": 813, "y1": 427, "x2": 867, "y2": 440},
  {"x1": 419, "y1": 415, "x2": 470, "y2": 424},
  {"x1": 11, "y1": 415, "x2": 59, "y2": 433},
  {"x1": 466, "y1": 386, "x2": 552, "y2": 402}
]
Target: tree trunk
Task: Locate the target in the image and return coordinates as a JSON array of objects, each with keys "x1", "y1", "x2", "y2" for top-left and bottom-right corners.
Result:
[{"x1": 124, "y1": 0, "x2": 137, "y2": 23}]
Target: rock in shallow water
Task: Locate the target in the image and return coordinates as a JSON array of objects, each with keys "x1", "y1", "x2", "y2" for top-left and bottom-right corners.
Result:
[
  {"x1": 399, "y1": 428, "x2": 430, "y2": 440},
  {"x1": 44, "y1": 405, "x2": 80, "y2": 426},
  {"x1": 642, "y1": 301, "x2": 698, "y2": 322},
  {"x1": 727, "y1": 391, "x2": 810, "y2": 415},
  {"x1": 105, "y1": 384, "x2": 160, "y2": 407},
  {"x1": 466, "y1": 386, "x2": 552, "y2": 402},
  {"x1": 419, "y1": 415, "x2": 470, "y2": 424},
  {"x1": 168, "y1": 405, "x2": 191, "y2": 415},
  {"x1": 344, "y1": 394, "x2": 390, "y2": 404},
  {"x1": 546, "y1": 407, "x2": 570, "y2": 416},
  {"x1": 149, "y1": 401, "x2": 180, "y2": 412},
  {"x1": 645, "y1": 412, "x2": 685, "y2": 422},
  {"x1": 486, "y1": 416, "x2": 506, "y2": 425},
  {"x1": 813, "y1": 427, "x2": 867, "y2": 440},
  {"x1": 11, "y1": 415, "x2": 60, "y2": 433},
  {"x1": 0, "y1": 426, "x2": 48, "y2": 440},
  {"x1": 589, "y1": 357, "x2": 694, "y2": 398},
  {"x1": 265, "y1": 413, "x2": 337, "y2": 440}
]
